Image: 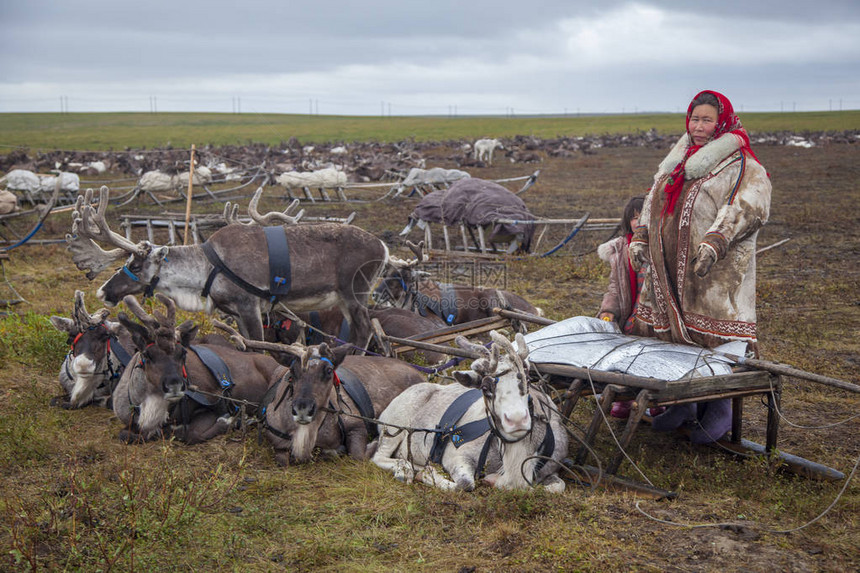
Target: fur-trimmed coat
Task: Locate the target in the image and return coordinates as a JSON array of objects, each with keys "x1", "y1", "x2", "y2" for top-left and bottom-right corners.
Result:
[
  {"x1": 630, "y1": 133, "x2": 771, "y2": 351},
  {"x1": 597, "y1": 236, "x2": 634, "y2": 328}
]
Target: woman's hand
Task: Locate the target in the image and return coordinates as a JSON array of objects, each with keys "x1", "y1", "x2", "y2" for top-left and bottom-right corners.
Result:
[
  {"x1": 598, "y1": 312, "x2": 615, "y2": 322},
  {"x1": 629, "y1": 241, "x2": 650, "y2": 271},
  {"x1": 693, "y1": 242, "x2": 718, "y2": 277}
]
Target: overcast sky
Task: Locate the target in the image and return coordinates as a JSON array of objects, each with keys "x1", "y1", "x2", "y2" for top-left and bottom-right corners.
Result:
[{"x1": 2, "y1": 0, "x2": 859, "y2": 116}]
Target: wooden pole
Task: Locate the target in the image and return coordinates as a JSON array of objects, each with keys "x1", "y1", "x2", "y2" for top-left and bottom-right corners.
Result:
[
  {"x1": 724, "y1": 353, "x2": 860, "y2": 394},
  {"x1": 183, "y1": 144, "x2": 196, "y2": 245}
]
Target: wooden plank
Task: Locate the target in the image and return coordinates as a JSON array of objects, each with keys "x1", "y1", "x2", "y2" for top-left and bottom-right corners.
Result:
[
  {"x1": 386, "y1": 336, "x2": 478, "y2": 360},
  {"x1": 607, "y1": 389, "x2": 651, "y2": 474},
  {"x1": 477, "y1": 225, "x2": 487, "y2": 254},
  {"x1": 535, "y1": 362, "x2": 667, "y2": 392},
  {"x1": 442, "y1": 225, "x2": 451, "y2": 251},
  {"x1": 495, "y1": 307, "x2": 555, "y2": 326},
  {"x1": 405, "y1": 316, "x2": 504, "y2": 342},
  {"x1": 658, "y1": 370, "x2": 776, "y2": 401}
]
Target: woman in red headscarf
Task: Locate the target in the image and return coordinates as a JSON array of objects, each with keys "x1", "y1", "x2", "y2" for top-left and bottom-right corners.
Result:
[
  {"x1": 629, "y1": 90, "x2": 771, "y2": 353},
  {"x1": 628, "y1": 90, "x2": 772, "y2": 442}
]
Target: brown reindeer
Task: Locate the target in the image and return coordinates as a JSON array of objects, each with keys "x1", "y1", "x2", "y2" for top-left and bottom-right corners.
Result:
[
  {"x1": 216, "y1": 322, "x2": 425, "y2": 466},
  {"x1": 112, "y1": 294, "x2": 285, "y2": 444},
  {"x1": 375, "y1": 241, "x2": 542, "y2": 326},
  {"x1": 66, "y1": 187, "x2": 390, "y2": 345},
  {"x1": 265, "y1": 306, "x2": 447, "y2": 364},
  {"x1": 49, "y1": 290, "x2": 136, "y2": 409}
]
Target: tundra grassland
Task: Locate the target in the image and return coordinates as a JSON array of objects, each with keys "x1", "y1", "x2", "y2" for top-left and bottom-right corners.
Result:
[
  {"x1": 2, "y1": 110, "x2": 860, "y2": 150},
  {"x1": 0, "y1": 115, "x2": 858, "y2": 572}
]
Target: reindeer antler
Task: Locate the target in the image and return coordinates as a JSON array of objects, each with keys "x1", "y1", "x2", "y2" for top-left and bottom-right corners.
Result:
[
  {"x1": 213, "y1": 319, "x2": 306, "y2": 357},
  {"x1": 78, "y1": 187, "x2": 147, "y2": 255},
  {"x1": 66, "y1": 188, "x2": 127, "y2": 279},
  {"x1": 388, "y1": 240, "x2": 429, "y2": 269},
  {"x1": 248, "y1": 187, "x2": 305, "y2": 225},
  {"x1": 489, "y1": 330, "x2": 528, "y2": 375},
  {"x1": 66, "y1": 187, "x2": 150, "y2": 279},
  {"x1": 73, "y1": 290, "x2": 109, "y2": 330},
  {"x1": 222, "y1": 201, "x2": 247, "y2": 226},
  {"x1": 121, "y1": 294, "x2": 176, "y2": 342},
  {"x1": 455, "y1": 335, "x2": 499, "y2": 375}
]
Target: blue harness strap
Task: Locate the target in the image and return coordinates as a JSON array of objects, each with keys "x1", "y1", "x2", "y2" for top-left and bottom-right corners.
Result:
[
  {"x1": 188, "y1": 344, "x2": 238, "y2": 416},
  {"x1": 429, "y1": 388, "x2": 489, "y2": 464},
  {"x1": 109, "y1": 336, "x2": 132, "y2": 368},
  {"x1": 414, "y1": 282, "x2": 458, "y2": 325},
  {"x1": 189, "y1": 345, "x2": 234, "y2": 390},
  {"x1": 264, "y1": 226, "x2": 292, "y2": 299},
  {"x1": 335, "y1": 365, "x2": 377, "y2": 439}
]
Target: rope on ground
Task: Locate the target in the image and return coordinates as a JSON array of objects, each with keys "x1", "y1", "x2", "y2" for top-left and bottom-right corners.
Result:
[{"x1": 634, "y1": 450, "x2": 859, "y2": 534}]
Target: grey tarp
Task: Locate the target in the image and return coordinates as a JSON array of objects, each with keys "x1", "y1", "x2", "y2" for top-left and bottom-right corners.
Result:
[
  {"x1": 524, "y1": 316, "x2": 747, "y2": 380},
  {"x1": 410, "y1": 178, "x2": 536, "y2": 251}
]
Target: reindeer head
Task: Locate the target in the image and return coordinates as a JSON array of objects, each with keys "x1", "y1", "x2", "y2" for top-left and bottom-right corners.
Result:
[
  {"x1": 117, "y1": 294, "x2": 189, "y2": 402},
  {"x1": 373, "y1": 240, "x2": 427, "y2": 305},
  {"x1": 50, "y1": 290, "x2": 123, "y2": 407},
  {"x1": 290, "y1": 342, "x2": 352, "y2": 426},
  {"x1": 454, "y1": 331, "x2": 532, "y2": 441},
  {"x1": 66, "y1": 187, "x2": 167, "y2": 305}
]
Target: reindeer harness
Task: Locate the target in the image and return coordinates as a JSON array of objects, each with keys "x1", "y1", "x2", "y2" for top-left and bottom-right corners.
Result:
[
  {"x1": 201, "y1": 226, "x2": 293, "y2": 303},
  {"x1": 429, "y1": 383, "x2": 556, "y2": 481}
]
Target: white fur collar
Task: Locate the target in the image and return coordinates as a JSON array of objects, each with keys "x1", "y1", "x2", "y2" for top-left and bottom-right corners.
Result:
[{"x1": 657, "y1": 133, "x2": 742, "y2": 180}]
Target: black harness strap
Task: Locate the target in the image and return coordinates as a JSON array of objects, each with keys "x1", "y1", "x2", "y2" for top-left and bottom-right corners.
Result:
[
  {"x1": 429, "y1": 388, "x2": 490, "y2": 464},
  {"x1": 533, "y1": 422, "x2": 556, "y2": 476},
  {"x1": 109, "y1": 336, "x2": 132, "y2": 368},
  {"x1": 335, "y1": 365, "x2": 377, "y2": 439},
  {"x1": 188, "y1": 345, "x2": 237, "y2": 416},
  {"x1": 201, "y1": 241, "x2": 271, "y2": 299},
  {"x1": 413, "y1": 283, "x2": 458, "y2": 325},
  {"x1": 264, "y1": 226, "x2": 292, "y2": 299}
]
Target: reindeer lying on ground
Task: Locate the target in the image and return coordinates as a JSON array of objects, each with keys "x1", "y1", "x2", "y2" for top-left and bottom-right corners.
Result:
[
  {"x1": 49, "y1": 290, "x2": 135, "y2": 409},
  {"x1": 372, "y1": 331, "x2": 567, "y2": 492},
  {"x1": 265, "y1": 306, "x2": 448, "y2": 364},
  {"x1": 375, "y1": 241, "x2": 541, "y2": 326},
  {"x1": 66, "y1": 186, "x2": 390, "y2": 345},
  {"x1": 216, "y1": 322, "x2": 426, "y2": 466},
  {"x1": 112, "y1": 294, "x2": 285, "y2": 444}
]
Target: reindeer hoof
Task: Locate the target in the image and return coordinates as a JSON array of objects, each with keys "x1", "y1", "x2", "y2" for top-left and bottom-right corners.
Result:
[
  {"x1": 393, "y1": 459, "x2": 414, "y2": 484},
  {"x1": 118, "y1": 429, "x2": 143, "y2": 444},
  {"x1": 50, "y1": 396, "x2": 71, "y2": 409}
]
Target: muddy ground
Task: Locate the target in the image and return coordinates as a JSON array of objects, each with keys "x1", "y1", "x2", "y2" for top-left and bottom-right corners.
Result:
[{"x1": 1, "y1": 141, "x2": 858, "y2": 571}]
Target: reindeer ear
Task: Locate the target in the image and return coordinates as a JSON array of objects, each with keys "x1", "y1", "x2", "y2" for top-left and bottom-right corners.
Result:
[
  {"x1": 50, "y1": 316, "x2": 76, "y2": 334},
  {"x1": 453, "y1": 370, "x2": 481, "y2": 388},
  {"x1": 105, "y1": 319, "x2": 123, "y2": 336},
  {"x1": 480, "y1": 375, "x2": 497, "y2": 399},
  {"x1": 177, "y1": 321, "x2": 198, "y2": 348},
  {"x1": 331, "y1": 344, "x2": 351, "y2": 367},
  {"x1": 118, "y1": 312, "x2": 149, "y2": 350},
  {"x1": 151, "y1": 245, "x2": 168, "y2": 261}
]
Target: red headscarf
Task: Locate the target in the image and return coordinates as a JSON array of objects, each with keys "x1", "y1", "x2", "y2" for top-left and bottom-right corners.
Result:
[{"x1": 663, "y1": 90, "x2": 760, "y2": 215}]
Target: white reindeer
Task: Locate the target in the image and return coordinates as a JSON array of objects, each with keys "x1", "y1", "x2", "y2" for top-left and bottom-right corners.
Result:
[
  {"x1": 473, "y1": 138, "x2": 504, "y2": 165},
  {"x1": 372, "y1": 331, "x2": 567, "y2": 492}
]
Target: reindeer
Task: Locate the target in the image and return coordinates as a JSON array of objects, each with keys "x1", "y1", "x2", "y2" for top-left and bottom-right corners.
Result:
[
  {"x1": 66, "y1": 186, "x2": 390, "y2": 345},
  {"x1": 265, "y1": 306, "x2": 448, "y2": 364},
  {"x1": 375, "y1": 241, "x2": 542, "y2": 326},
  {"x1": 216, "y1": 322, "x2": 426, "y2": 466},
  {"x1": 372, "y1": 331, "x2": 568, "y2": 492},
  {"x1": 49, "y1": 290, "x2": 135, "y2": 409},
  {"x1": 112, "y1": 294, "x2": 285, "y2": 444}
]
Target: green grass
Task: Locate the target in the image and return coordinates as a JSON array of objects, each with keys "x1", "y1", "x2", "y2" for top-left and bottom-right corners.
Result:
[{"x1": 2, "y1": 110, "x2": 860, "y2": 151}]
